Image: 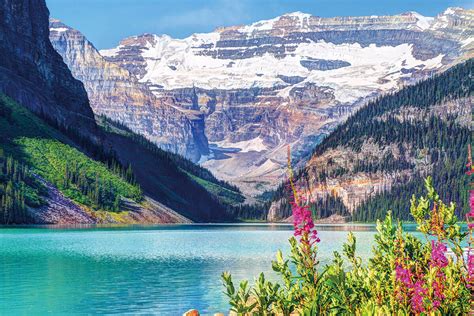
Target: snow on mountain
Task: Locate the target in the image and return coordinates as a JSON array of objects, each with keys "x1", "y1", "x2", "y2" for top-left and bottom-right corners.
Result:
[
  {"x1": 49, "y1": 20, "x2": 210, "y2": 162},
  {"x1": 91, "y1": 8, "x2": 473, "y2": 195}
]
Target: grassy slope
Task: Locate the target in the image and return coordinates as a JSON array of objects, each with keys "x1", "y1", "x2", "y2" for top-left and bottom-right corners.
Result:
[{"x1": 0, "y1": 94, "x2": 142, "y2": 212}]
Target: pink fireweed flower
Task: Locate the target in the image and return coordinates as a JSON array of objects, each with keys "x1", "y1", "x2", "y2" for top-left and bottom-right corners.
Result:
[
  {"x1": 411, "y1": 280, "x2": 427, "y2": 314},
  {"x1": 395, "y1": 264, "x2": 413, "y2": 286},
  {"x1": 429, "y1": 240, "x2": 448, "y2": 312},
  {"x1": 291, "y1": 199, "x2": 320, "y2": 244},
  {"x1": 287, "y1": 145, "x2": 320, "y2": 245},
  {"x1": 466, "y1": 163, "x2": 473, "y2": 176},
  {"x1": 430, "y1": 240, "x2": 448, "y2": 268},
  {"x1": 468, "y1": 190, "x2": 474, "y2": 219},
  {"x1": 467, "y1": 144, "x2": 473, "y2": 175},
  {"x1": 467, "y1": 252, "x2": 474, "y2": 288},
  {"x1": 431, "y1": 268, "x2": 446, "y2": 307}
]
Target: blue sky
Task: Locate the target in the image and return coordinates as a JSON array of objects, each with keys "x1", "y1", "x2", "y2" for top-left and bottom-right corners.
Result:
[{"x1": 46, "y1": 0, "x2": 472, "y2": 49}]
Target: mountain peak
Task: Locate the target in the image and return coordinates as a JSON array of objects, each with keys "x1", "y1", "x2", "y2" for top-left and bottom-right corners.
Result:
[
  {"x1": 281, "y1": 11, "x2": 313, "y2": 19},
  {"x1": 442, "y1": 7, "x2": 467, "y2": 15},
  {"x1": 49, "y1": 18, "x2": 73, "y2": 33},
  {"x1": 400, "y1": 11, "x2": 434, "y2": 30}
]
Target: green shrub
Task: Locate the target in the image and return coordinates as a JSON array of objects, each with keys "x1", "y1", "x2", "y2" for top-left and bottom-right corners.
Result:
[{"x1": 222, "y1": 177, "x2": 473, "y2": 314}]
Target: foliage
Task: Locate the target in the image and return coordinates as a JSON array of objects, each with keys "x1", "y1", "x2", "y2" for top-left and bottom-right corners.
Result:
[
  {"x1": 98, "y1": 115, "x2": 243, "y2": 197},
  {"x1": 183, "y1": 170, "x2": 245, "y2": 205},
  {"x1": 14, "y1": 138, "x2": 142, "y2": 212},
  {"x1": 229, "y1": 201, "x2": 272, "y2": 221},
  {"x1": 0, "y1": 93, "x2": 142, "y2": 217},
  {"x1": 270, "y1": 59, "x2": 473, "y2": 222},
  {"x1": 0, "y1": 151, "x2": 47, "y2": 224},
  {"x1": 222, "y1": 177, "x2": 473, "y2": 315}
]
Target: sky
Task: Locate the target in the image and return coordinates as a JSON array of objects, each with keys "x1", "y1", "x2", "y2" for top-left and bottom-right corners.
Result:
[{"x1": 46, "y1": 0, "x2": 472, "y2": 50}]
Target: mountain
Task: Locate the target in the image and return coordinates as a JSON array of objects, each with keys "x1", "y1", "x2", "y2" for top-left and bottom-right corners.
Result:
[
  {"x1": 267, "y1": 58, "x2": 472, "y2": 222},
  {"x1": 0, "y1": 0, "x2": 98, "y2": 140},
  {"x1": 0, "y1": 0, "x2": 241, "y2": 224},
  {"x1": 49, "y1": 20, "x2": 208, "y2": 162},
  {"x1": 96, "y1": 8, "x2": 474, "y2": 196}
]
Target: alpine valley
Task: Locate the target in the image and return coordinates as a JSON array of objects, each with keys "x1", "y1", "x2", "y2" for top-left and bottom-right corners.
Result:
[
  {"x1": 0, "y1": 0, "x2": 472, "y2": 224},
  {"x1": 49, "y1": 8, "x2": 473, "y2": 198},
  {"x1": 1, "y1": 2, "x2": 473, "y2": 315}
]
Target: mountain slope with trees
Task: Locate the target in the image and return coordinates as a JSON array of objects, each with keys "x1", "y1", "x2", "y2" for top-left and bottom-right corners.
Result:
[
  {"x1": 0, "y1": 0, "x2": 244, "y2": 224},
  {"x1": 0, "y1": 94, "x2": 241, "y2": 223},
  {"x1": 267, "y1": 58, "x2": 472, "y2": 221}
]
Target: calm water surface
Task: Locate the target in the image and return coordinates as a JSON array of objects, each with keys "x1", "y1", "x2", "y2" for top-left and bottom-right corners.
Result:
[{"x1": 0, "y1": 224, "x2": 419, "y2": 315}]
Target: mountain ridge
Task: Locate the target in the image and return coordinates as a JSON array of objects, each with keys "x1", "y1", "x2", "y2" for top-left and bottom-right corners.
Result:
[
  {"x1": 0, "y1": 0, "x2": 241, "y2": 224},
  {"x1": 266, "y1": 58, "x2": 472, "y2": 222},
  {"x1": 92, "y1": 7, "x2": 473, "y2": 196},
  {"x1": 49, "y1": 19, "x2": 209, "y2": 162},
  {"x1": 0, "y1": 0, "x2": 99, "y2": 141}
]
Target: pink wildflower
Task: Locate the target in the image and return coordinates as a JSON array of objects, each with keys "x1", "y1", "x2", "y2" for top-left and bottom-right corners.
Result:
[
  {"x1": 428, "y1": 240, "x2": 448, "y2": 312},
  {"x1": 467, "y1": 252, "x2": 474, "y2": 288},
  {"x1": 395, "y1": 264, "x2": 412, "y2": 286},
  {"x1": 467, "y1": 190, "x2": 474, "y2": 219},
  {"x1": 432, "y1": 268, "x2": 446, "y2": 306},
  {"x1": 430, "y1": 240, "x2": 448, "y2": 268},
  {"x1": 411, "y1": 280, "x2": 427, "y2": 313},
  {"x1": 466, "y1": 144, "x2": 473, "y2": 175},
  {"x1": 291, "y1": 199, "x2": 320, "y2": 244}
]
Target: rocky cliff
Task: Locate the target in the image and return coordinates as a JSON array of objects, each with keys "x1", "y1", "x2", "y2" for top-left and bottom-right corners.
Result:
[
  {"x1": 0, "y1": 0, "x2": 234, "y2": 224},
  {"x1": 98, "y1": 8, "x2": 473, "y2": 195},
  {"x1": 49, "y1": 20, "x2": 208, "y2": 161},
  {"x1": 0, "y1": 0, "x2": 98, "y2": 139}
]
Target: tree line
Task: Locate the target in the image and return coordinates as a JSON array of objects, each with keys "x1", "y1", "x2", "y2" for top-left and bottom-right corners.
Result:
[
  {"x1": 0, "y1": 150, "x2": 46, "y2": 224},
  {"x1": 267, "y1": 58, "x2": 473, "y2": 221}
]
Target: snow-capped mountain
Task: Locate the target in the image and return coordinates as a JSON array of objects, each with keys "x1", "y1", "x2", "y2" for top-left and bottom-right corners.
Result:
[
  {"x1": 56, "y1": 8, "x2": 473, "y2": 195},
  {"x1": 49, "y1": 20, "x2": 209, "y2": 162}
]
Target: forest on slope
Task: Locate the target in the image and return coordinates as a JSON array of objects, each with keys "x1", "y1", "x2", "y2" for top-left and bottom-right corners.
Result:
[
  {"x1": 0, "y1": 94, "x2": 245, "y2": 224},
  {"x1": 0, "y1": 0, "x2": 250, "y2": 224},
  {"x1": 265, "y1": 59, "x2": 473, "y2": 222}
]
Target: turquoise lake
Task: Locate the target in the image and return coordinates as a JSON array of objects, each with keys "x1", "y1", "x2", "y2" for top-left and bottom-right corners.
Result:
[{"x1": 0, "y1": 224, "x2": 420, "y2": 315}]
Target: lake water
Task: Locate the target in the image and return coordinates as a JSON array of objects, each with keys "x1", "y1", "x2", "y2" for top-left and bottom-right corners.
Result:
[{"x1": 0, "y1": 224, "x2": 417, "y2": 315}]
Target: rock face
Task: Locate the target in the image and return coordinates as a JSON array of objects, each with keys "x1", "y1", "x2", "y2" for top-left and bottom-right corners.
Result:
[
  {"x1": 299, "y1": 96, "x2": 473, "y2": 216},
  {"x1": 49, "y1": 20, "x2": 208, "y2": 161},
  {"x1": 68, "y1": 8, "x2": 473, "y2": 195},
  {"x1": 0, "y1": 0, "x2": 98, "y2": 139},
  {"x1": 30, "y1": 176, "x2": 96, "y2": 224},
  {"x1": 97, "y1": 8, "x2": 474, "y2": 195}
]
